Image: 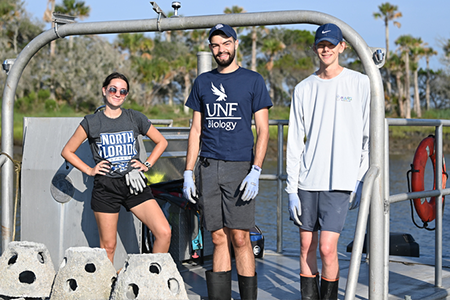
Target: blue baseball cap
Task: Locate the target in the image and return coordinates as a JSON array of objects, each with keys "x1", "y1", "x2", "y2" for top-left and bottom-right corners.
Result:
[
  {"x1": 314, "y1": 23, "x2": 343, "y2": 46},
  {"x1": 208, "y1": 24, "x2": 237, "y2": 41}
]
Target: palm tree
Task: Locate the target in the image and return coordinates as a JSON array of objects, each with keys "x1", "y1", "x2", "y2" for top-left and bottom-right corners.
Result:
[
  {"x1": 409, "y1": 37, "x2": 427, "y2": 117},
  {"x1": 224, "y1": 5, "x2": 246, "y2": 65},
  {"x1": 116, "y1": 33, "x2": 154, "y2": 60},
  {"x1": 395, "y1": 35, "x2": 414, "y2": 119},
  {"x1": 54, "y1": 0, "x2": 90, "y2": 19},
  {"x1": 374, "y1": 3, "x2": 402, "y2": 101},
  {"x1": 55, "y1": 0, "x2": 90, "y2": 48},
  {"x1": 262, "y1": 38, "x2": 285, "y2": 101},
  {"x1": 388, "y1": 53, "x2": 405, "y2": 117},
  {"x1": 423, "y1": 47, "x2": 437, "y2": 110}
]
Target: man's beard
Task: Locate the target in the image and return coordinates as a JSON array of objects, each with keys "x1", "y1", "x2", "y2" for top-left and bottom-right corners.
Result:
[{"x1": 214, "y1": 50, "x2": 236, "y2": 67}]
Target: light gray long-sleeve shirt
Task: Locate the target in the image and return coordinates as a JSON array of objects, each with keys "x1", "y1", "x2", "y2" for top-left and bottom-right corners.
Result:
[{"x1": 285, "y1": 68, "x2": 370, "y2": 194}]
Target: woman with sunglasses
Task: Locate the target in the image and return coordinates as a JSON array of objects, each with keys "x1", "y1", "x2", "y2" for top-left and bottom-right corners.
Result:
[{"x1": 62, "y1": 72, "x2": 171, "y2": 264}]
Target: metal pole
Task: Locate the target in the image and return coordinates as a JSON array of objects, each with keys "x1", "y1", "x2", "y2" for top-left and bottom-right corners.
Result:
[
  {"x1": 276, "y1": 123, "x2": 284, "y2": 253},
  {"x1": 344, "y1": 166, "x2": 379, "y2": 300},
  {"x1": 435, "y1": 125, "x2": 443, "y2": 287},
  {"x1": 1, "y1": 10, "x2": 385, "y2": 297},
  {"x1": 383, "y1": 119, "x2": 391, "y2": 298},
  {"x1": 196, "y1": 51, "x2": 212, "y2": 75}
]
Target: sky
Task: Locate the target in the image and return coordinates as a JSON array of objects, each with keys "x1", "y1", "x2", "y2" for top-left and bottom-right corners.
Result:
[{"x1": 24, "y1": 0, "x2": 449, "y2": 70}]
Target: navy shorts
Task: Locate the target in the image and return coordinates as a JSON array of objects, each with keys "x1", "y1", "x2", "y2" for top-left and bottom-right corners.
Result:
[
  {"x1": 195, "y1": 157, "x2": 254, "y2": 232},
  {"x1": 91, "y1": 175, "x2": 154, "y2": 213},
  {"x1": 297, "y1": 189, "x2": 350, "y2": 233}
]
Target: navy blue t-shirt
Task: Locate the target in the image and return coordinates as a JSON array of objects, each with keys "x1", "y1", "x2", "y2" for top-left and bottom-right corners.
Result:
[{"x1": 186, "y1": 67, "x2": 272, "y2": 161}]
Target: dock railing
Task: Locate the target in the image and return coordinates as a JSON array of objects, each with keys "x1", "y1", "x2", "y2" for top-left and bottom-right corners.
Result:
[{"x1": 384, "y1": 119, "x2": 450, "y2": 290}]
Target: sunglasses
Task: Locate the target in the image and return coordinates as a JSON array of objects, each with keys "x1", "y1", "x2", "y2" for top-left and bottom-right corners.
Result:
[{"x1": 107, "y1": 86, "x2": 128, "y2": 97}]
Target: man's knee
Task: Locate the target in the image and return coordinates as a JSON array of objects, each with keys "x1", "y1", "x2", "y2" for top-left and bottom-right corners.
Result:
[
  {"x1": 231, "y1": 230, "x2": 250, "y2": 249},
  {"x1": 211, "y1": 229, "x2": 228, "y2": 246}
]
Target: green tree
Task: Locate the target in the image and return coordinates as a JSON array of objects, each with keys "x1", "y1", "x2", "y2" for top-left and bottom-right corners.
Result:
[
  {"x1": 116, "y1": 33, "x2": 154, "y2": 59},
  {"x1": 224, "y1": 5, "x2": 246, "y2": 65},
  {"x1": 261, "y1": 37, "x2": 285, "y2": 101},
  {"x1": 409, "y1": 37, "x2": 427, "y2": 117},
  {"x1": 55, "y1": 0, "x2": 90, "y2": 49},
  {"x1": 54, "y1": 0, "x2": 90, "y2": 19},
  {"x1": 423, "y1": 47, "x2": 437, "y2": 110},
  {"x1": 396, "y1": 35, "x2": 414, "y2": 118},
  {"x1": 374, "y1": 2, "x2": 402, "y2": 101},
  {"x1": 386, "y1": 53, "x2": 405, "y2": 116}
]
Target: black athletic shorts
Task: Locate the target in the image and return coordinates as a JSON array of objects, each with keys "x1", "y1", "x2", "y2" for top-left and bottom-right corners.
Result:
[
  {"x1": 196, "y1": 158, "x2": 255, "y2": 232},
  {"x1": 91, "y1": 175, "x2": 154, "y2": 213}
]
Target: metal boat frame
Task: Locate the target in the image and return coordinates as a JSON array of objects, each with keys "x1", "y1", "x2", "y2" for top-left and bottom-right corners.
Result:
[{"x1": 1, "y1": 4, "x2": 448, "y2": 299}]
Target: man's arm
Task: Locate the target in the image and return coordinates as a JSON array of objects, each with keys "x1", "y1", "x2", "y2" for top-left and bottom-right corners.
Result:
[
  {"x1": 185, "y1": 110, "x2": 202, "y2": 171},
  {"x1": 253, "y1": 107, "x2": 270, "y2": 168}
]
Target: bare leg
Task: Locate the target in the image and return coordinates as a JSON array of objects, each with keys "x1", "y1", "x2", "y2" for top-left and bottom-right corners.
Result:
[
  {"x1": 230, "y1": 228, "x2": 255, "y2": 276},
  {"x1": 94, "y1": 212, "x2": 119, "y2": 263},
  {"x1": 211, "y1": 228, "x2": 232, "y2": 272},
  {"x1": 299, "y1": 229, "x2": 319, "y2": 275},
  {"x1": 130, "y1": 199, "x2": 171, "y2": 253},
  {"x1": 319, "y1": 230, "x2": 340, "y2": 279}
]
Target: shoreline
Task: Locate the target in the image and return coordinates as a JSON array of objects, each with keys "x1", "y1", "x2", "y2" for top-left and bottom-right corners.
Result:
[
  {"x1": 7, "y1": 134, "x2": 450, "y2": 162},
  {"x1": 265, "y1": 134, "x2": 450, "y2": 160}
]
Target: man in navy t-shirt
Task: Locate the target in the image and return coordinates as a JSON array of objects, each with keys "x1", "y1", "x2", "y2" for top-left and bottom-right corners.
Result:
[{"x1": 183, "y1": 24, "x2": 272, "y2": 300}]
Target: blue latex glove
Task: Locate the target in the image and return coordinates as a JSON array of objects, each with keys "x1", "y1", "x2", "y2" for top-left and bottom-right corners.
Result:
[
  {"x1": 349, "y1": 180, "x2": 363, "y2": 210},
  {"x1": 288, "y1": 193, "x2": 302, "y2": 226},
  {"x1": 239, "y1": 165, "x2": 261, "y2": 201},
  {"x1": 183, "y1": 170, "x2": 197, "y2": 204},
  {"x1": 125, "y1": 169, "x2": 146, "y2": 195}
]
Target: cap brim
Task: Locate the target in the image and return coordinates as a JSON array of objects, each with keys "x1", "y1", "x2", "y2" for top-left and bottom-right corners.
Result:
[{"x1": 315, "y1": 37, "x2": 341, "y2": 46}]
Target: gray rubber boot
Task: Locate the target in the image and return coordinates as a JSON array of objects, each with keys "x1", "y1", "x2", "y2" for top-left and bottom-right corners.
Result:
[
  {"x1": 238, "y1": 273, "x2": 257, "y2": 300},
  {"x1": 300, "y1": 273, "x2": 320, "y2": 300},
  {"x1": 320, "y1": 277, "x2": 339, "y2": 300},
  {"x1": 206, "y1": 270, "x2": 232, "y2": 300}
]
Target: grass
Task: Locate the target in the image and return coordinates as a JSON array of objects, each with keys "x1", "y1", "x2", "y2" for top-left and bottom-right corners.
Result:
[{"x1": 3, "y1": 102, "x2": 450, "y2": 146}]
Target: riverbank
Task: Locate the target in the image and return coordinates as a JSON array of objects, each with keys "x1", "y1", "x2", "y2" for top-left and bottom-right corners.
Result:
[
  {"x1": 6, "y1": 131, "x2": 450, "y2": 163},
  {"x1": 264, "y1": 132, "x2": 450, "y2": 160}
]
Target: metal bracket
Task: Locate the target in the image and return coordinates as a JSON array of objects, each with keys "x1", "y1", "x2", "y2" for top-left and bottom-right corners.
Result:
[
  {"x1": 2, "y1": 58, "x2": 16, "y2": 75},
  {"x1": 370, "y1": 47, "x2": 386, "y2": 69},
  {"x1": 150, "y1": 1, "x2": 167, "y2": 31},
  {"x1": 52, "y1": 13, "x2": 76, "y2": 38}
]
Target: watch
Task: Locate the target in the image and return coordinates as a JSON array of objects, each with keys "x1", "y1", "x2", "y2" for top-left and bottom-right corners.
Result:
[{"x1": 144, "y1": 161, "x2": 152, "y2": 169}]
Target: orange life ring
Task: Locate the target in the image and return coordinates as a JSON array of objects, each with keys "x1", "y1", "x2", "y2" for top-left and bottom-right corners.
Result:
[{"x1": 411, "y1": 136, "x2": 446, "y2": 223}]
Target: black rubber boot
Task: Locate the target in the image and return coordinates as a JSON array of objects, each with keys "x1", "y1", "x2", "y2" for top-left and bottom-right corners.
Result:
[
  {"x1": 320, "y1": 277, "x2": 339, "y2": 300},
  {"x1": 300, "y1": 273, "x2": 320, "y2": 300},
  {"x1": 206, "y1": 270, "x2": 232, "y2": 300},
  {"x1": 238, "y1": 273, "x2": 257, "y2": 300}
]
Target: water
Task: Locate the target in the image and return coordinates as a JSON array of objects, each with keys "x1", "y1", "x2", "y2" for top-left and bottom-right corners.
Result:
[
  {"x1": 256, "y1": 154, "x2": 450, "y2": 260},
  {"x1": 1, "y1": 153, "x2": 449, "y2": 259}
]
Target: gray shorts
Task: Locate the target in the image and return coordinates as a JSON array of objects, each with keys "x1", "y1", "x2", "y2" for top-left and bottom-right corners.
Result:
[
  {"x1": 195, "y1": 157, "x2": 255, "y2": 232},
  {"x1": 297, "y1": 189, "x2": 350, "y2": 233}
]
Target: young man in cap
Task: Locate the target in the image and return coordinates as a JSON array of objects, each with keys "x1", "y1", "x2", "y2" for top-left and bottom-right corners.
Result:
[
  {"x1": 183, "y1": 23, "x2": 272, "y2": 300},
  {"x1": 286, "y1": 23, "x2": 370, "y2": 300}
]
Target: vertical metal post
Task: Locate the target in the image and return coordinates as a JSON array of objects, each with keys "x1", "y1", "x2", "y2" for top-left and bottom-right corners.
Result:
[
  {"x1": 196, "y1": 51, "x2": 212, "y2": 75},
  {"x1": 192, "y1": 51, "x2": 212, "y2": 116},
  {"x1": 435, "y1": 125, "x2": 443, "y2": 287},
  {"x1": 383, "y1": 119, "x2": 391, "y2": 298},
  {"x1": 276, "y1": 123, "x2": 284, "y2": 253}
]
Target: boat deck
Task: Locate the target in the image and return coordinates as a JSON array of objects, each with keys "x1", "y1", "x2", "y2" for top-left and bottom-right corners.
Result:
[{"x1": 179, "y1": 249, "x2": 450, "y2": 300}]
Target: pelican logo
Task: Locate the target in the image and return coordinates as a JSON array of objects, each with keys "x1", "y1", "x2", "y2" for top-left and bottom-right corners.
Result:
[{"x1": 211, "y1": 82, "x2": 227, "y2": 101}]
